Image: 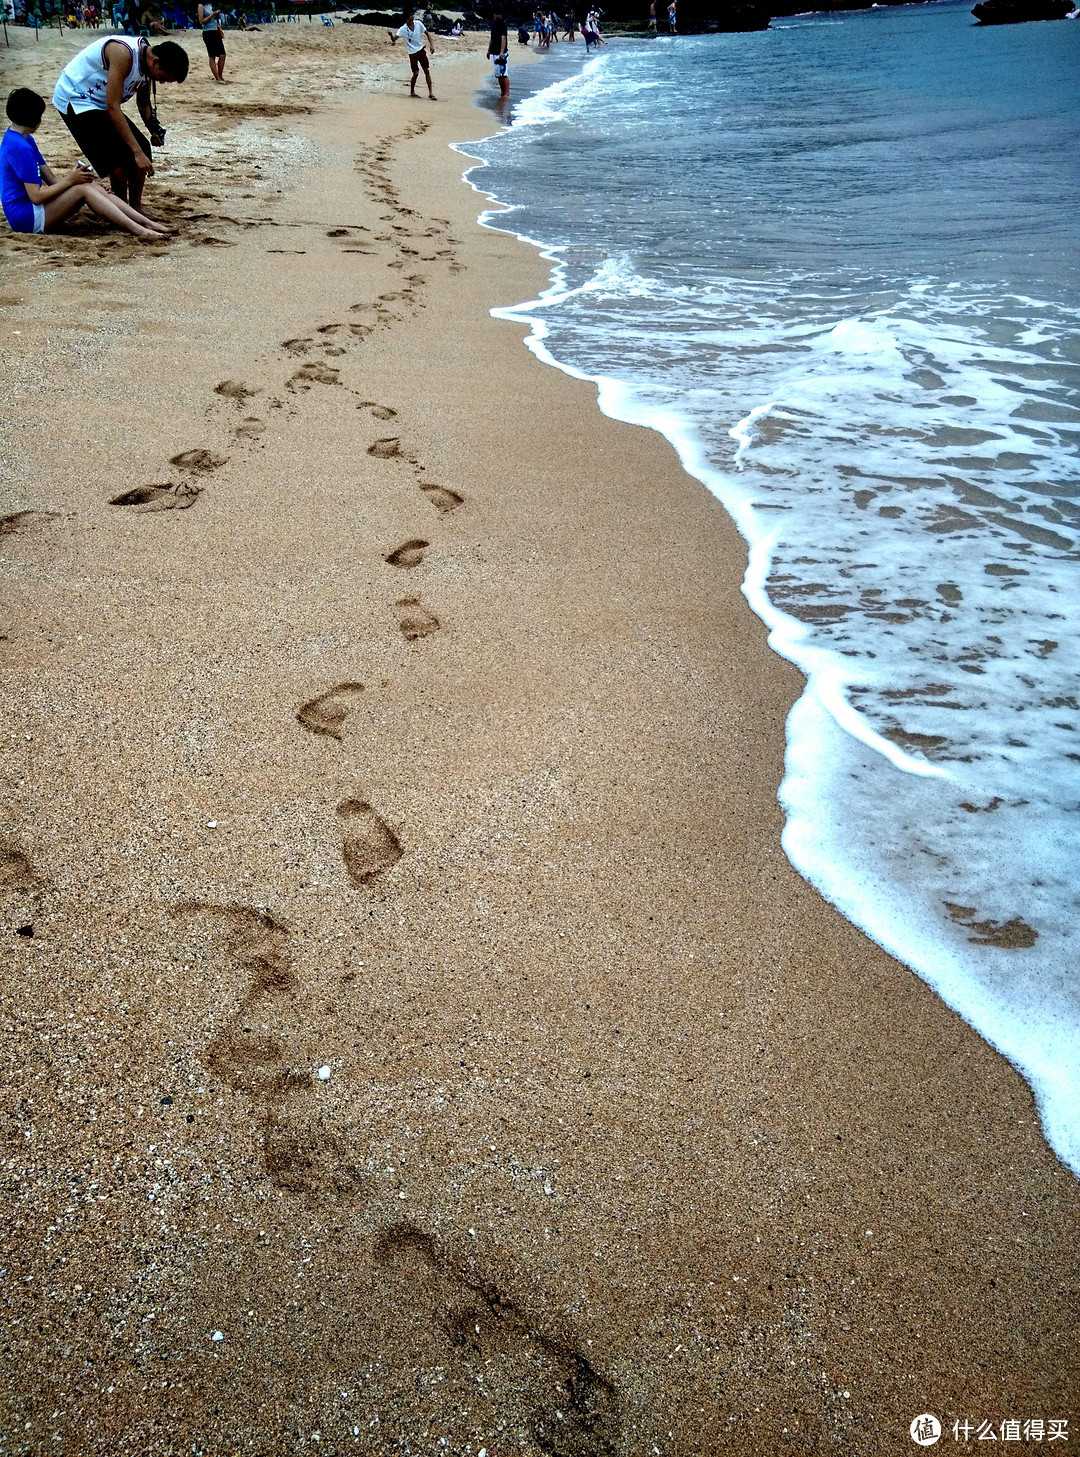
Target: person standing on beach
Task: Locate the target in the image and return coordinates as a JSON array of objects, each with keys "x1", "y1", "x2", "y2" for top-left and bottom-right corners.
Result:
[
  {"x1": 487, "y1": 8, "x2": 509, "y2": 99},
  {"x1": 198, "y1": 2, "x2": 227, "y2": 84},
  {"x1": 668, "y1": 0, "x2": 677, "y2": 30},
  {"x1": 388, "y1": 7, "x2": 436, "y2": 101},
  {"x1": 52, "y1": 34, "x2": 188, "y2": 210}
]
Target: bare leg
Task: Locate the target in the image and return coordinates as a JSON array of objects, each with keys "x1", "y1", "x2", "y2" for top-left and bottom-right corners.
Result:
[
  {"x1": 109, "y1": 164, "x2": 129, "y2": 204},
  {"x1": 44, "y1": 182, "x2": 161, "y2": 239},
  {"x1": 40, "y1": 190, "x2": 88, "y2": 229},
  {"x1": 81, "y1": 185, "x2": 161, "y2": 237},
  {"x1": 101, "y1": 188, "x2": 170, "y2": 233}
]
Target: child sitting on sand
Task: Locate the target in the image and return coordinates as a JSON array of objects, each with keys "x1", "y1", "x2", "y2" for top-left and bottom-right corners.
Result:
[{"x1": 1, "y1": 88, "x2": 168, "y2": 241}]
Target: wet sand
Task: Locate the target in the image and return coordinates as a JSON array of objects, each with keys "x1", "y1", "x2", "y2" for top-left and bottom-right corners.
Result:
[{"x1": 0, "y1": 22, "x2": 1077, "y2": 1455}]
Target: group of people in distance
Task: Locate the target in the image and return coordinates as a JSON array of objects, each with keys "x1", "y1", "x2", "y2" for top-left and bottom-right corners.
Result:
[
  {"x1": 530, "y1": 9, "x2": 566, "y2": 43},
  {"x1": 1, "y1": 34, "x2": 188, "y2": 240},
  {"x1": 523, "y1": 7, "x2": 604, "y2": 45}
]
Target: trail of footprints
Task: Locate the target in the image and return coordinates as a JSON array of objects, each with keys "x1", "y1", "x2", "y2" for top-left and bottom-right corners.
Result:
[
  {"x1": 176, "y1": 892, "x2": 621, "y2": 1446},
  {"x1": 31, "y1": 122, "x2": 618, "y2": 1443},
  {"x1": 105, "y1": 126, "x2": 463, "y2": 508},
  {"x1": 176, "y1": 903, "x2": 368, "y2": 1200}
]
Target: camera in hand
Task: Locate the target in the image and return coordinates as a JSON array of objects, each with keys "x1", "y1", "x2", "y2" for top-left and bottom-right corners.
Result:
[{"x1": 148, "y1": 108, "x2": 166, "y2": 147}]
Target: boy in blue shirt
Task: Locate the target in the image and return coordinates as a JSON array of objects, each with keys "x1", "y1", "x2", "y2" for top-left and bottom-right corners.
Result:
[{"x1": 1, "y1": 87, "x2": 168, "y2": 239}]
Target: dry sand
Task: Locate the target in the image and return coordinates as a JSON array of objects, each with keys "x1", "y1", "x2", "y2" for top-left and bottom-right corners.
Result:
[{"x1": 0, "y1": 22, "x2": 1077, "y2": 1456}]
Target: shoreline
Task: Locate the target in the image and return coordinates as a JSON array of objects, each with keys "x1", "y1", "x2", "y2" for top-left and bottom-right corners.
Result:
[
  {"x1": 460, "y1": 137, "x2": 1080, "y2": 1180},
  {"x1": 1, "y1": 24, "x2": 1077, "y2": 1453}
]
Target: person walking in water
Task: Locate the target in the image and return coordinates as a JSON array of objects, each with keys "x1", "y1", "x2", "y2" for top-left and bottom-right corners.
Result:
[
  {"x1": 388, "y1": 8, "x2": 436, "y2": 101},
  {"x1": 52, "y1": 33, "x2": 188, "y2": 211},
  {"x1": 198, "y1": 2, "x2": 227, "y2": 85},
  {"x1": 487, "y1": 8, "x2": 509, "y2": 101}
]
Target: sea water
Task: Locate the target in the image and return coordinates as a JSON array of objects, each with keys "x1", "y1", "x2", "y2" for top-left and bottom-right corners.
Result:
[{"x1": 456, "y1": 2, "x2": 1080, "y2": 1174}]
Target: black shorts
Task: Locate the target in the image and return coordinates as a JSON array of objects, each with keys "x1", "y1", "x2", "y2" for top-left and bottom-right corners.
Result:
[
  {"x1": 203, "y1": 28, "x2": 226, "y2": 56},
  {"x1": 409, "y1": 47, "x2": 429, "y2": 74},
  {"x1": 60, "y1": 105, "x2": 153, "y2": 185}
]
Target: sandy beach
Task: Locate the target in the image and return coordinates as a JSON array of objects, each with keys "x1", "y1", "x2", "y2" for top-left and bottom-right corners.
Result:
[{"x1": 0, "y1": 21, "x2": 1077, "y2": 1454}]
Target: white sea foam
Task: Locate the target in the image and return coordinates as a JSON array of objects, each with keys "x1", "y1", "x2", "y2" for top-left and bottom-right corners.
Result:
[{"x1": 454, "y1": 23, "x2": 1080, "y2": 1174}]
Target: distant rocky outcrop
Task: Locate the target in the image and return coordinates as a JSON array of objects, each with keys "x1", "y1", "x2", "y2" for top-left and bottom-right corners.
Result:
[{"x1": 971, "y1": 0, "x2": 1073, "y2": 19}]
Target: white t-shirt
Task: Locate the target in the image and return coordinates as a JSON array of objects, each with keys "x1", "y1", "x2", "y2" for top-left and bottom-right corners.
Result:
[
  {"x1": 396, "y1": 20, "x2": 427, "y2": 53},
  {"x1": 53, "y1": 35, "x2": 146, "y2": 116}
]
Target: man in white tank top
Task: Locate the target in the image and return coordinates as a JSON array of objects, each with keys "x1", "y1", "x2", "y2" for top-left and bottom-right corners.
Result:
[{"x1": 52, "y1": 36, "x2": 188, "y2": 210}]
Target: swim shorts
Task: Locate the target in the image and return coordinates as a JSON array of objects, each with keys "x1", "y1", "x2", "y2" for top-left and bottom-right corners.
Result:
[
  {"x1": 4, "y1": 201, "x2": 45, "y2": 233},
  {"x1": 60, "y1": 106, "x2": 154, "y2": 186},
  {"x1": 409, "y1": 47, "x2": 430, "y2": 74}
]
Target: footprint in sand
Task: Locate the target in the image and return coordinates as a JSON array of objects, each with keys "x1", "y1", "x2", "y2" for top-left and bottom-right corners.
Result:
[
  {"x1": 288, "y1": 363, "x2": 341, "y2": 392},
  {"x1": 357, "y1": 400, "x2": 397, "y2": 421},
  {"x1": 234, "y1": 417, "x2": 266, "y2": 440},
  {"x1": 372, "y1": 1224, "x2": 622, "y2": 1455},
  {"x1": 177, "y1": 903, "x2": 368, "y2": 1201},
  {"x1": 0, "y1": 842, "x2": 35, "y2": 890},
  {"x1": 385, "y1": 538, "x2": 428, "y2": 569},
  {"x1": 368, "y1": 437, "x2": 403, "y2": 460},
  {"x1": 214, "y1": 379, "x2": 258, "y2": 404},
  {"x1": 296, "y1": 681, "x2": 364, "y2": 741},
  {"x1": 310, "y1": 325, "x2": 347, "y2": 357},
  {"x1": 262, "y1": 1110, "x2": 368, "y2": 1199},
  {"x1": 0, "y1": 510, "x2": 57, "y2": 538},
  {"x1": 336, "y1": 799, "x2": 403, "y2": 886},
  {"x1": 170, "y1": 449, "x2": 227, "y2": 474},
  {"x1": 282, "y1": 337, "x2": 314, "y2": 356},
  {"x1": 0, "y1": 839, "x2": 43, "y2": 938},
  {"x1": 110, "y1": 483, "x2": 201, "y2": 512},
  {"x1": 396, "y1": 597, "x2": 439, "y2": 641},
  {"x1": 420, "y1": 483, "x2": 463, "y2": 514}
]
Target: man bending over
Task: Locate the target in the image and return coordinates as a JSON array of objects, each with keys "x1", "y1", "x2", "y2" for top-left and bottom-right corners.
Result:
[{"x1": 52, "y1": 34, "x2": 188, "y2": 211}]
